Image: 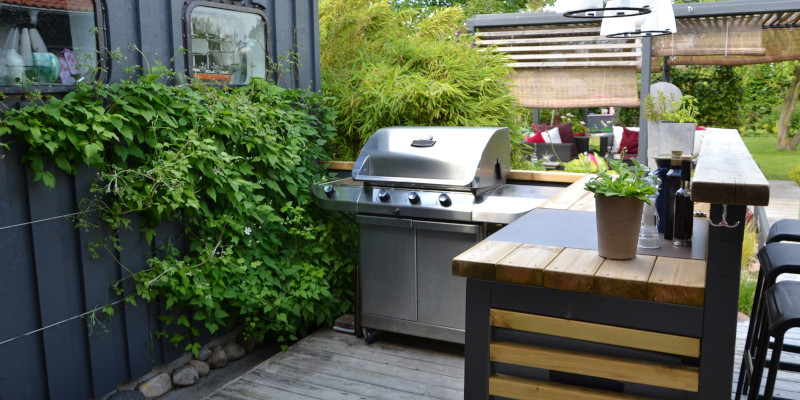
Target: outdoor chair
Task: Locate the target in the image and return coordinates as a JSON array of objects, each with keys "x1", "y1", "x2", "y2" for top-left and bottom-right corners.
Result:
[
  {"x1": 747, "y1": 280, "x2": 800, "y2": 400},
  {"x1": 736, "y1": 240, "x2": 800, "y2": 400},
  {"x1": 767, "y1": 219, "x2": 800, "y2": 244}
]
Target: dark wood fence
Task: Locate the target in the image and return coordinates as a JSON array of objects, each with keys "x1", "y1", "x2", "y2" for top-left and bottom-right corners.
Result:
[{"x1": 0, "y1": 1, "x2": 320, "y2": 399}]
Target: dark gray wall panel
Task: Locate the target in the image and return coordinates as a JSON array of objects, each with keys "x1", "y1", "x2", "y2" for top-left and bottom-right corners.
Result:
[
  {"x1": 26, "y1": 165, "x2": 92, "y2": 400},
  {"x1": 105, "y1": 0, "x2": 141, "y2": 84},
  {"x1": 74, "y1": 167, "x2": 129, "y2": 397},
  {"x1": 294, "y1": 0, "x2": 313, "y2": 90},
  {"x1": 118, "y1": 213, "x2": 159, "y2": 378},
  {"x1": 0, "y1": 145, "x2": 48, "y2": 400},
  {"x1": 137, "y1": 0, "x2": 176, "y2": 70},
  {"x1": 273, "y1": 1, "x2": 297, "y2": 89}
]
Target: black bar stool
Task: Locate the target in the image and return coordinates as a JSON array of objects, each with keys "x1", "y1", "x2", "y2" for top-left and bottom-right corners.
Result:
[
  {"x1": 767, "y1": 219, "x2": 800, "y2": 244},
  {"x1": 736, "y1": 241, "x2": 800, "y2": 399},
  {"x1": 748, "y1": 280, "x2": 800, "y2": 400}
]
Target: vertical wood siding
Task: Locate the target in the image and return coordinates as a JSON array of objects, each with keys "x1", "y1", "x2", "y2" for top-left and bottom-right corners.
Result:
[{"x1": 0, "y1": 1, "x2": 320, "y2": 399}]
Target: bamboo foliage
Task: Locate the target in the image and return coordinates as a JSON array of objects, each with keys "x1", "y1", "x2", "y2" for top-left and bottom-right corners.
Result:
[{"x1": 320, "y1": 0, "x2": 527, "y2": 161}]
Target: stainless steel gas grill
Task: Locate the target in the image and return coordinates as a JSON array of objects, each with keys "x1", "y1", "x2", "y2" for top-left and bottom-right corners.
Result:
[{"x1": 311, "y1": 126, "x2": 564, "y2": 344}]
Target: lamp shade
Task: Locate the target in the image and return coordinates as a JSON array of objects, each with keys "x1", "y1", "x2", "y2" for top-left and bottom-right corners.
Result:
[
  {"x1": 558, "y1": 0, "x2": 651, "y2": 19},
  {"x1": 604, "y1": 0, "x2": 676, "y2": 37}
]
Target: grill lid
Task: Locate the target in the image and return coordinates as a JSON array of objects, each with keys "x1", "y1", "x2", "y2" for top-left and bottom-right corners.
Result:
[{"x1": 352, "y1": 126, "x2": 510, "y2": 192}]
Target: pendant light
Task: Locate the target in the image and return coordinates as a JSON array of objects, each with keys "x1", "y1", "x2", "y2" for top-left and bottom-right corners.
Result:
[
  {"x1": 601, "y1": 0, "x2": 676, "y2": 37},
  {"x1": 555, "y1": 0, "x2": 652, "y2": 19}
]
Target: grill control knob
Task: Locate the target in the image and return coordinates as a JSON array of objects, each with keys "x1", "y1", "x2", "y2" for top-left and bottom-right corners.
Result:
[
  {"x1": 408, "y1": 192, "x2": 420, "y2": 204},
  {"x1": 378, "y1": 189, "x2": 390, "y2": 202},
  {"x1": 323, "y1": 184, "x2": 337, "y2": 198},
  {"x1": 438, "y1": 193, "x2": 452, "y2": 207}
]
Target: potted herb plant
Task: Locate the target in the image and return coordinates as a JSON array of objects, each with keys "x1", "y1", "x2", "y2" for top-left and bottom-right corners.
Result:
[
  {"x1": 585, "y1": 157, "x2": 657, "y2": 260},
  {"x1": 644, "y1": 89, "x2": 698, "y2": 167}
]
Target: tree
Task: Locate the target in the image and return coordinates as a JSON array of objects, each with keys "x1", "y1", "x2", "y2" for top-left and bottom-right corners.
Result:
[{"x1": 777, "y1": 64, "x2": 800, "y2": 150}]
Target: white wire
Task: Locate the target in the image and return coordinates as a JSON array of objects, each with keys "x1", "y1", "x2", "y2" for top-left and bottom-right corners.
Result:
[{"x1": 0, "y1": 299, "x2": 125, "y2": 347}]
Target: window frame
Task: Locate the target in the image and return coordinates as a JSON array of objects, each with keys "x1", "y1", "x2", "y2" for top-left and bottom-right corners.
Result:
[
  {"x1": 0, "y1": 0, "x2": 108, "y2": 95},
  {"x1": 182, "y1": 0, "x2": 270, "y2": 87}
]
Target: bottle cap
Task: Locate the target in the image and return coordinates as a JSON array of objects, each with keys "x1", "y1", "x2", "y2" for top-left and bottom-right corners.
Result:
[{"x1": 671, "y1": 150, "x2": 682, "y2": 166}]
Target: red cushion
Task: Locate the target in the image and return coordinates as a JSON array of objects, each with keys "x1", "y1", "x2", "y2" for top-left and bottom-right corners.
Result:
[
  {"x1": 618, "y1": 127, "x2": 639, "y2": 154},
  {"x1": 556, "y1": 123, "x2": 577, "y2": 156},
  {"x1": 531, "y1": 123, "x2": 554, "y2": 133},
  {"x1": 525, "y1": 132, "x2": 546, "y2": 143}
]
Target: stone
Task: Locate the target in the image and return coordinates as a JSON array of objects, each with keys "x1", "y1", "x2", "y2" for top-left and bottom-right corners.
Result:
[
  {"x1": 222, "y1": 342, "x2": 246, "y2": 361},
  {"x1": 207, "y1": 345, "x2": 228, "y2": 369},
  {"x1": 108, "y1": 390, "x2": 145, "y2": 400},
  {"x1": 136, "y1": 372, "x2": 171, "y2": 398},
  {"x1": 172, "y1": 364, "x2": 199, "y2": 387},
  {"x1": 237, "y1": 332, "x2": 257, "y2": 353},
  {"x1": 188, "y1": 359, "x2": 210, "y2": 377},
  {"x1": 196, "y1": 346, "x2": 212, "y2": 361}
]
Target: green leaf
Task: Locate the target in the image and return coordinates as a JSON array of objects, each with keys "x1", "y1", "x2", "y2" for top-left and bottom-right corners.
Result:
[
  {"x1": 54, "y1": 156, "x2": 72, "y2": 173},
  {"x1": 42, "y1": 172, "x2": 55, "y2": 188},
  {"x1": 84, "y1": 142, "x2": 104, "y2": 162},
  {"x1": 29, "y1": 126, "x2": 41, "y2": 140}
]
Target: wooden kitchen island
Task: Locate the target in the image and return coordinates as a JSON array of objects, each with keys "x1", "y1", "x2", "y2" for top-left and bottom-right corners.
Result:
[{"x1": 453, "y1": 129, "x2": 770, "y2": 399}]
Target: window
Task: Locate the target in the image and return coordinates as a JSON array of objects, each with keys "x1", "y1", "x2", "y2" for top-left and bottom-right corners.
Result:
[
  {"x1": 0, "y1": 0, "x2": 100, "y2": 89},
  {"x1": 186, "y1": 2, "x2": 268, "y2": 85}
]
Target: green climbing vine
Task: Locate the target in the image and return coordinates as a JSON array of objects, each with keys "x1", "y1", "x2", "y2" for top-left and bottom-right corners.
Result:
[{"x1": 0, "y1": 59, "x2": 357, "y2": 352}]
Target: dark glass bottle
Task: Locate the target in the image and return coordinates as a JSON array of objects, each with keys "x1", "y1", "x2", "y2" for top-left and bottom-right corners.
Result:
[
  {"x1": 673, "y1": 156, "x2": 694, "y2": 246},
  {"x1": 663, "y1": 150, "x2": 683, "y2": 241},
  {"x1": 653, "y1": 154, "x2": 672, "y2": 233}
]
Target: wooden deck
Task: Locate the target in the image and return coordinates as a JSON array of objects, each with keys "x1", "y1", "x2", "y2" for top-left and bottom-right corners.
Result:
[
  {"x1": 765, "y1": 180, "x2": 800, "y2": 225},
  {"x1": 206, "y1": 328, "x2": 464, "y2": 399},
  {"x1": 206, "y1": 323, "x2": 800, "y2": 400}
]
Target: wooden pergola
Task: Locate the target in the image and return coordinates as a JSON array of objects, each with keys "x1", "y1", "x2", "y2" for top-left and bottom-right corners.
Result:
[{"x1": 467, "y1": 0, "x2": 800, "y2": 160}]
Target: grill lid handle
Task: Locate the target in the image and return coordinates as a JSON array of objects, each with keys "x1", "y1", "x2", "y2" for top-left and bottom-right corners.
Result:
[
  {"x1": 410, "y1": 139, "x2": 436, "y2": 147},
  {"x1": 411, "y1": 135, "x2": 436, "y2": 147}
]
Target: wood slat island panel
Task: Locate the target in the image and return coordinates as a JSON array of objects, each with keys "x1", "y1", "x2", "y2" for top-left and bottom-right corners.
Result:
[
  {"x1": 489, "y1": 310, "x2": 701, "y2": 358},
  {"x1": 490, "y1": 342, "x2": 699, "y2": 392}
]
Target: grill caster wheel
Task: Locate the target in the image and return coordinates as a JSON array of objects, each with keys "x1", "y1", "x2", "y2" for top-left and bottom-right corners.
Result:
[{"x1": 362, "y1": 328, "x2": 377, "y2": 345}]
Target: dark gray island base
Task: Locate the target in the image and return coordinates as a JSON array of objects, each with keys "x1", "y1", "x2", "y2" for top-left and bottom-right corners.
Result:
[{"x1": 453, "y1": 129, "x2": 770, "y2": 399}]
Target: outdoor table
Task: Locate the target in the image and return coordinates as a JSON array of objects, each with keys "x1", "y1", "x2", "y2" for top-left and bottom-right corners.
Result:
[{"x1": 453, "y1": 128, "x2": 769, "y2": 399}]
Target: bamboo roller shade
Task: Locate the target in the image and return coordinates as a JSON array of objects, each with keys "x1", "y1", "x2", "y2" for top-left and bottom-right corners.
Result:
[
  {"x1": 508, "y1": 67, "x2": 640, "y2": 109},
  {"x1": 476, "y1": 25, "x2": 641, "y2": 108},
  {"x1": 476, "y1": 14, "x2": 800, "y2": 107}
]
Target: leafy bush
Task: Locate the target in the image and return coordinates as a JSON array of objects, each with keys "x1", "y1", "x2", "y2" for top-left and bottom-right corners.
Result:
[
  {"x1": 738, "y1": 217, "x2": 759, "y2": 316},
  {"x1": 644, "y1": 91, "x2": 698, "y2": 123},
  {"x1": 319, "y1": 0, "x2": 528, "y2": 166},
  {"x1": 666, "y1": 65, "x2": 743, "y2": 128},
  {"x1": 0, "y1": 64, "x2": 357, "y2": 350},
  {"x1": 561, "y1": 152, "x2": 608, "y2": 173},
  {"x1": 790, "y1": 164, "x2": 800, "y2": 186},
  {"x1": 738, "y1": 61, "x2": 799, "y2": 137}
]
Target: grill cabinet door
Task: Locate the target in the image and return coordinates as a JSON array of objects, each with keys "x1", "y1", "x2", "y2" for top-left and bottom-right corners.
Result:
[
  {"x1": 357, "y1": 215, "x2": 416, "y2": 322},
  {"x1": 415, "y1": 220, "x2": 482, "y2": 330}
]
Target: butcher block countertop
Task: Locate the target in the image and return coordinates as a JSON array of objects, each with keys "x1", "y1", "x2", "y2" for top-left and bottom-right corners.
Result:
[{"x1": 453, "y1": 240, "x2": 707, "y2": 307}]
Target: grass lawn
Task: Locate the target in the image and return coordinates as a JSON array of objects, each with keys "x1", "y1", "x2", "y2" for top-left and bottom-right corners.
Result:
[{"x1": 741, "y1": 136, "x2": 800, "y2": 180}]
